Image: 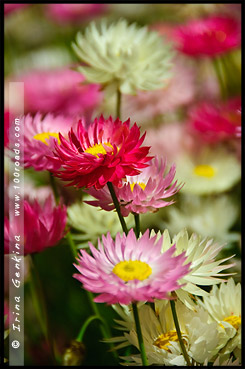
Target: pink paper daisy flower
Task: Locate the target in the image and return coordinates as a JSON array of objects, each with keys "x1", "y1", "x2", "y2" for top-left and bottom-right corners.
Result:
[
  {"x1": 52, "y1": 115, "x2": 151, "y2": 189},
  {"x1": 4, "y1": 4, "x2": 29, "y2": 15},
  {"x1": 12, "y1": 68, "x2": 102, "y2": 120},
  {"x1": 20, "y1": 113, "x2": 77, "y2": 171},
  {"x1": 73, "y1": 229, "x2": 190, "y2": 305},
  {"x1": 173, "y1": 16, "x2": 241, "y2": 57},
  {"x1": 4, "y1": 196, "x2": 67, "y2": 255},
  {"x1": 46, "y1": 4, "x2": 106, "y2": 23},
  {"x1": 86, "y1": 157, "x2": 182, "y2": 216},
  {"x1": 188, "y1": 97, "x2": 241, "y2": 144}
]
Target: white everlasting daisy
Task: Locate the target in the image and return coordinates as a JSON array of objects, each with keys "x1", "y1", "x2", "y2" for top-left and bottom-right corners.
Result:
[
  {"x1": 157, "y1": 229, "x2": 235, "y2": 310},
  {"x1": 67, "y1": 199, "x2": 134, "y2": 248},
  {"x1": 72, "y1": 18, "x2": 174, "y2": 95},
  {"x1": 199, "y1": 278, "x2": 241, "y2": 362},
  {"x1": 200, "y1": 356, "x2": 241, "y2": 366},
  {"x1": 164, "y1": 193, "x2": 240, "y2": 244},
  {"x1": 111, "y1": 300, "x2": 228, "y2": 366},
  {"x1": 175, "y1": 147, "x2": 241, "y2": 195}
]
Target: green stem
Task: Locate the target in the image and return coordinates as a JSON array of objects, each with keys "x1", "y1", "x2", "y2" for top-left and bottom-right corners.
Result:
[
  {"x1": 66, "y1": 231, "x2": 117, "y2": 359},
  {"x1": 132, "y1": 302, "x2": 149, "y2": 366},
  {"x1": 134, "y1": 214, "x2": 140, "y2": 238},
  {"x1": 116, "y1": 88, "x2": 121, "y2": 119},
  {"x1": 170, "y1": 299, "x2": 191, "y2": 366},
  {"x1": 76, "y1": 315, "x2": 104, "y2": 342},
  {"x1": 212, "y1": 57, "x2": 227, "y2": 100},
  {"x1": 49, "y1": 172, "x2": 59, "y2": 205},
  {"x1": 29, "y1": 254, "x2": 56, "y2": 364},
  {"x1": 66, "y1": 230, "x2": 78, "y2": 259},
  {"x1": 107, "y1": 182, "x2": 128, "y2": 235}
]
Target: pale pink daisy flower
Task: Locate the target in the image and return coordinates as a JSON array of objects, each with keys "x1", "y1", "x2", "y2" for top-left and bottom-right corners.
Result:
[
  {"x1": 73, "y1": 229, "x2": 190, "y2": 305},
  {"x1": 20, "y1": 113, "x2": 77, "y2": 171},
  {"x1": 145, "y1": 122, "x2": 195, "y2": 164},
  {"x1": 86, "y1": 157, "x2": 182, "y2": 216},
  {"x1": 121, "y1": 57, "x2": 196, "y2": 125},
  {"x1": 4, "y1": 196, "x2": 67, "y2": 255}
]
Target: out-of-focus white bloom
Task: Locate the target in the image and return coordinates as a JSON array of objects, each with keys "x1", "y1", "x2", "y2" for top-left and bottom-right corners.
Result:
[
  {"x1": 155, "y1": 229, "x2": 235, "y2": 310},
  {"x1": 175, "y1": 147, "x2": 241, "y2": 195},
  {"x1": 67, "y1": 199, "x2": 134, "y2": 248},
  {"x1": 120, "y1": 57, "x2": 196, "y2": 125},
  {"x1": 199, "y1": 278, "x2": 241, "y2": 362},
  {"x1": 164, "y1": 193, "x2": 240, "y2": 244},
  {"x1": 110, "y1": 300, "x2": 229, "y2": 366},
  {"x1": 72, "y1": 19, "x2": 174, "y2": 95}
]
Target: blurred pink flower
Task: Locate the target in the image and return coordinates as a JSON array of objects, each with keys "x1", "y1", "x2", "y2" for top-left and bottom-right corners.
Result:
[
  {"x1": 122, "y1": 57, "x2": 196, "y2": 124},
  {"x1": 173, "y1": 16, "x2": 241, "y2": 57},
  {"x1": 73, "y1": 229, "x2": 190, "y2": 304},
  {"x1": 4, "y1": 111, "x2": 9, "y2": 147},
  {"x1": 4, "y1": 4, "x2": 29, "y2": 15},
  {"x1": 4, "y1": 196, "x2": 67, "y2": 255},
  {"x1": 145, "y1": 122, "x2": 195, "y2": 164},
  {"x1": 46, "y1": 4, "x2": 106, "y2": 23},
  {"x1": 21, "y1": 113, "x2": 77, "y2": 171},
  {"x1": 52, "y1": 115, "x2": 151, "y2": 190},
  {"x1": 13, "y1": 68, "x2": 102, "y2": 120},
  {"x1": 86, "y1": 157, "x2": 182, "y2": 216},
  {"x1": 188, "y1": 97, "x2": 241, "y2": 144}
]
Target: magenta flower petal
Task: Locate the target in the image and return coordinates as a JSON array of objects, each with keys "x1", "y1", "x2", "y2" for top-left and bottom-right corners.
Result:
[
  {"x1": 4, "y1": 196, "x2": 67, "y2": 255},
  {"x1": 73, "y1": 229, "x2": 190, "y2": 305},
  {"x1": 173, "y1": 16, "x2": 241, "y2": 57},
  {"x1": 11, "y1": 67, "x2": 102, "y2": 119},
  {"x1": 188, "y1": 97, "x2": 241, "y2": 144}
]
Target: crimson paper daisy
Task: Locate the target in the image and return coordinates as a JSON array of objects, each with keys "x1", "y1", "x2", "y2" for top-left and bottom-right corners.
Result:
[
  {"x1": 86, "y1": 157, "x2": 182, "y2": 216},
  {"x1": 52, "y1": 115, "x2": 151, "y2": 189},
  {"x1": 73, "y1": 229, "x2": 190, "y2": 305}
]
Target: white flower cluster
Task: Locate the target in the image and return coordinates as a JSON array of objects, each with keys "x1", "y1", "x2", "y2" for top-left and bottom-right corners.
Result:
[
  {"x1": 109, "y1": 278, "x2": 241, "y2": 366},
  {"x1": 72, "y1": 19, "x2": 174, "y2": 95}
]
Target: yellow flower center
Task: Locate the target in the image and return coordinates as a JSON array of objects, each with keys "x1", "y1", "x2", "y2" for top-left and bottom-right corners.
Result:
[
  {"x1": 84, "y1": 142, "x2": 113, "y2": 158},
  {"x1": 193, "y1": 164, "x2": 216, "y2": 178},
  {"x1": 130, "y1": 182, "x2": 146, "y2": 192},
  {"x1": 33, "y1": 132, "x2": 61, "y2": 145},
  {"x1": 220, "y1": 315, "x2": 241, "y2": 330},
  {"x1": 154, "y1": 330, "x2": 187, "y2": 352},
  {"x1": 112, "y1": 260, "x2": 152, "y2": 282}
]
